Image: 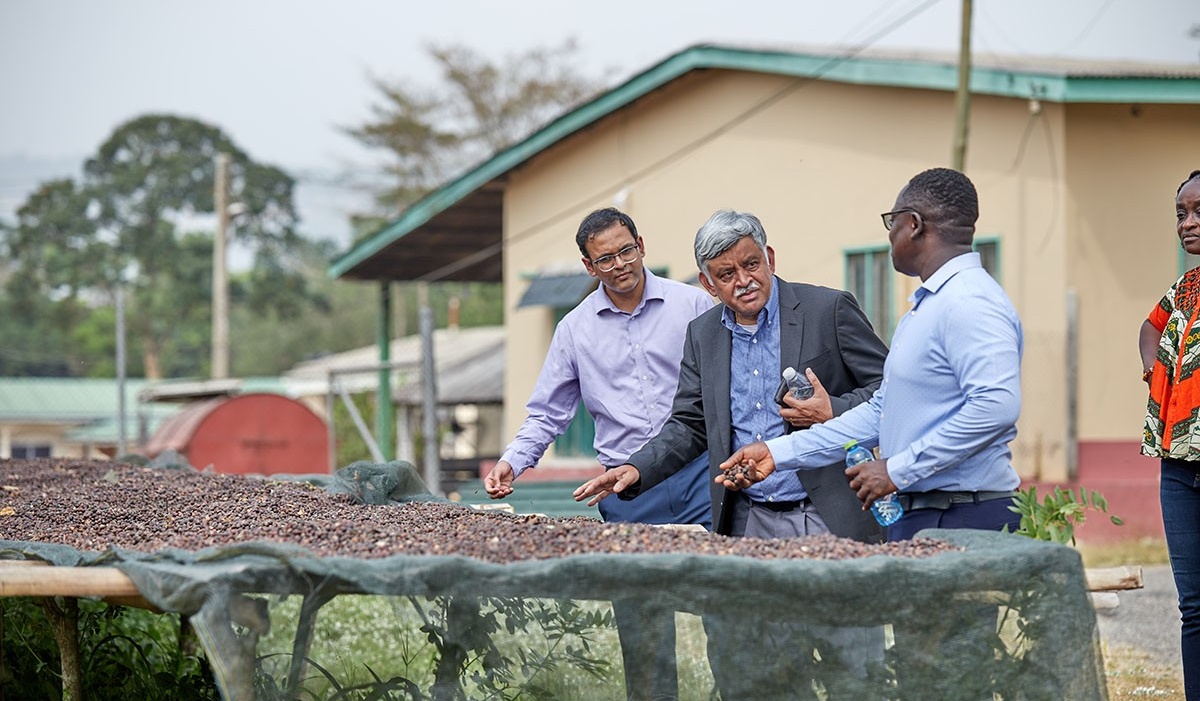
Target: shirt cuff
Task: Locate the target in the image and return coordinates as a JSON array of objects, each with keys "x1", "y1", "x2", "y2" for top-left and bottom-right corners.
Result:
[
  {"x1": 764, "y1": 435, "x2": 800, "y2": 469},
  {"x1": 885, "y1": 450, "x2": 918, "y2": 490},
  {"x1": 499, "y1": 449, "x2": 535, "y2": 479}
]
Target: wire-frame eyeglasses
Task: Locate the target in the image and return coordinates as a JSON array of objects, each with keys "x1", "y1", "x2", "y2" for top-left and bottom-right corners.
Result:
[{"x1": 591, "y1": 243, "x2": 641, "y2": 272}]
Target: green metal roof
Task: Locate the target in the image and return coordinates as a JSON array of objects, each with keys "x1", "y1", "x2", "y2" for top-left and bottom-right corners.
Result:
[
  {"x1": 0, "y1": 378, "x2": 153, "y2": 422},
  {"x1": 329, "y1": 43, "x2": 1200, "y2": 284},
  {"x1": 0, "y1": 377, "x2": 189, "y2": 446}
]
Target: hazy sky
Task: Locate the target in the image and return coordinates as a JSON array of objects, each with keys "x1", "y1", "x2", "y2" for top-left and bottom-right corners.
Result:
[{"x1": 2, "y1": 0, "x2": 1197, "y2": 245}]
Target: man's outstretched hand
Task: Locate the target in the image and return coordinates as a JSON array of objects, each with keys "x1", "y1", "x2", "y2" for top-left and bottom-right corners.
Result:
[{"x1": 573, "y1": 464, "x2": 641, "y2": 507}]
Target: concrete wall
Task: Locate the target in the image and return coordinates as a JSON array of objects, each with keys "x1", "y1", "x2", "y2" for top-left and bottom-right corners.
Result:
[{"x1": 499, "y1": 67, "x2": 1199, "y2": 483}]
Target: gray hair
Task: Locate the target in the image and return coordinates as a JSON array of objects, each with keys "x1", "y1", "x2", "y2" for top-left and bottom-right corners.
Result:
[{"x1": 694, "y1": 210, "x2": 768, "y2": 281}]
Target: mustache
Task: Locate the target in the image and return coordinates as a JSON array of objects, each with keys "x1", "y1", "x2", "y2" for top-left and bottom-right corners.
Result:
[{"x1": 734, "y1": 281, "x2": 760, "y2": 297}]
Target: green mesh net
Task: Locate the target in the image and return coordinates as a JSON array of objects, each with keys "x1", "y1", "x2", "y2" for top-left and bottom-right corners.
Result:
[{"x1": 0, "y1": 461, "x2": 1106, "y2": 701}]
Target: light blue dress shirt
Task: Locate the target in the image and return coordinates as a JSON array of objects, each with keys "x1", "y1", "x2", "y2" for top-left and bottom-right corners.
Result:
[
  {"x1": 765, "y1": 253, "x2": 1022, "y2": 493},
  {"x1": 501, "y1": 268, "x2": 713, "y2": 474},
  {"x1": 723, "y1": 278, "x2": 808, "y2": 503}
]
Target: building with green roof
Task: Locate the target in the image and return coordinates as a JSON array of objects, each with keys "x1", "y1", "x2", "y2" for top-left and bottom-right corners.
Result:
[
  {"x1": 326, "y1": 44, "x2": 1199, "y2": 529},
  {"x1": 0, "y1": 378, "x2": 178, "y2": 459}
]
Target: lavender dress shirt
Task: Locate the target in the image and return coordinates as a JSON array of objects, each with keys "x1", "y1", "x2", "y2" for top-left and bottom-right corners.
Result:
[{"x1": 502, "y1": 268, "x2": 713, "y2": 476}]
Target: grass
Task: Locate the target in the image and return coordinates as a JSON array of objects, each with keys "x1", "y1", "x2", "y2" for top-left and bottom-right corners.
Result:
[
  {"x1": 1077, "y1": 537, "x2": 1170, "y2": 568},
  {"x1": 1105, "y1": 643, "x2": 1184, "y2": 700}
]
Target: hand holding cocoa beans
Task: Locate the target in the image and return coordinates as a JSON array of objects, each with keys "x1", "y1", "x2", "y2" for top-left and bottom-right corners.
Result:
[{"x1": 715, "y1": 442, "x2": 777, "y2": 490}]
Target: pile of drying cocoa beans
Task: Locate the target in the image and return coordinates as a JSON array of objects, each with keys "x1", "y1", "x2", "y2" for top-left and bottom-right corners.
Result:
[{"x1": 0, "y1": 459, "x2": 957, "y2": 563}]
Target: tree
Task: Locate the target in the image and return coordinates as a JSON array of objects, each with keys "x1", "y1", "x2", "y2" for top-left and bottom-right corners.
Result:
[
  {"x1": 346, "y1": 39, "x2": 607, "y2": 218},
  {"x1": 340, "y1": 40, "x2": 604, "y2": 336},
  {"x1": 1, "y1": 179, "x2": 103, "y2": 372},
  {"x1": 0, "y1": 114, "x2": 327, "y2": 378}
]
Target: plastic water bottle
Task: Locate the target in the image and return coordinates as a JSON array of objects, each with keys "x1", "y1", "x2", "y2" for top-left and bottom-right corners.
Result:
[
  {"x1": 843, "y1": 440, "x2": 904, "y2": 527},
  {"x1": 782, "y1": 366, "x2": 814, "y2": 400}
]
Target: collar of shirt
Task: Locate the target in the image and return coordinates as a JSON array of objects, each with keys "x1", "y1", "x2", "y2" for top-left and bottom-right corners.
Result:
[
  {"x1": 910, "y1": 251, "x2": 982, "y2": 308},
  {"x1": 589, "y1": 268, "x2": 664, "y2": 317}
]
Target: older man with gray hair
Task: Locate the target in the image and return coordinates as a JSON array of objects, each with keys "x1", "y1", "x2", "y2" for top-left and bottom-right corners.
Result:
[
  {"x1": 575, "y1": 209, "x2": 887, "y2": 541},
  {"x1": 574, "y1": 208, "x2": 890, "y2": 701}
]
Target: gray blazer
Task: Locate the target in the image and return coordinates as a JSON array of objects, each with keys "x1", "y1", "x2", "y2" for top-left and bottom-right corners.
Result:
[{"x1": 623, "y1": 278, "x2": 889, "y2": 541}]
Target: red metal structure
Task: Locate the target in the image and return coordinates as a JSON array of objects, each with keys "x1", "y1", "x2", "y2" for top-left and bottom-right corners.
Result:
[{"x1": 143, "y1": 393, "x2": 328, "y2": 475}]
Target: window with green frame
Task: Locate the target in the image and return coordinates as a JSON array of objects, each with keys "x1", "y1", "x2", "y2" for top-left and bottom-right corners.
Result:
[
  {"x1": 845, "y1": 246, "x2": 893, "y2": 339},
  {"x1": 845, "y1": 239, "x2": 1002, "y2": 338},
  {"x1": 974, "y1": 237, "x2": 1001, "y2": 280}
]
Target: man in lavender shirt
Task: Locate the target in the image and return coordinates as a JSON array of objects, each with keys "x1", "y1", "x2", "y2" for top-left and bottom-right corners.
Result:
[{"x1": 484, "y1": 207, "x2": 712, "y2": 701}]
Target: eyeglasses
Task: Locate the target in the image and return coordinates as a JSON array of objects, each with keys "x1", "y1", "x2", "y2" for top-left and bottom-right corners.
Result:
[
  {"x1": 590, "y1": 243, "x2": 641, "y2": 272},
  {"x1": 880, "y1": 208, "x2": 919, "y2": 230}
]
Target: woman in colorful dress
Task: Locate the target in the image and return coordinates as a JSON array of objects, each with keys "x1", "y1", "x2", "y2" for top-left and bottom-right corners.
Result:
[{"x1": 1140, "y1": 168, "x2": 1200, "y2": 700}]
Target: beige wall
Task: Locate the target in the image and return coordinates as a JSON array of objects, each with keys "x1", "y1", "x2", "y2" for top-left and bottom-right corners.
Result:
[
  {"x1": 1064, "y1": 103, "x2": 1200, "y2": 444},
  {"x1": 500, "y1": 67, "x2": 1197, "y2": 478}
]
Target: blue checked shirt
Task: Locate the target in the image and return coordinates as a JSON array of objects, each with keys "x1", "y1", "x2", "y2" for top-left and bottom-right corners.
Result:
[{"x1": 724, "y1": 279, "x2": 809, "y2": 504}]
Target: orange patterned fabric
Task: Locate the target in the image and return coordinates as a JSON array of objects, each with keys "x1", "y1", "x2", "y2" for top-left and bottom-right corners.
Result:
[{"x1": 1144, "y1": 267, "x2": 1200, "y2": 458}]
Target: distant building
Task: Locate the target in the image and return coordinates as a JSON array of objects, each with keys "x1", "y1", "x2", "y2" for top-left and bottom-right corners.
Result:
[
  {"x1": 283, "y1": 324, "x2": 505, "y2": 482},
  {"x1": 0, "y1": 377, "x2": 177, "y2": 459}
]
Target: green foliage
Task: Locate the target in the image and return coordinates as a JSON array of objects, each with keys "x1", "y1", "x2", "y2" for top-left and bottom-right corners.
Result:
[
  {"x1": 0, "y1": 113, "x2": 328, "y2": 379},
  {"x1": 252, "y1": 595, "x2": 615, "y2": 700},
  {"x1": 0, "y1": 598, "x2": 218, "y2": 700},
  {"x1": 0, "y1": 293, "x2": 75, "y2": 376},
  {"x1": 1006, "y1": 485, "x2": 1125, "y2": 546},
  {"x1": 389, "y1": 281, "x2": 503, "y2": 337},
  {"x1": 332, "y1": 392, "x2": 378, "y2": 468},
  {"x1": 346, "y1": 40, "x2": 606, "y2": 217}
]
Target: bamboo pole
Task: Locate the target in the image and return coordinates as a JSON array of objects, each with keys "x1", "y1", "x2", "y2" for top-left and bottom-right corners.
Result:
[
  {"x1": 0, "y1": 562, "x2": 155, "y2": 609},
  {"x1": 1084, "y1": 565, "x2": 1144, "y2": 592}
]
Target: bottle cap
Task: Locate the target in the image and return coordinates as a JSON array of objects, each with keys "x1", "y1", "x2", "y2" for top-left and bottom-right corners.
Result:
[
  {"x1": 782, "y1": 367, "x2": 798, "y2": 382},
  {"x1": 843, "y1": 440, "x2": 857, "y2": 450}
]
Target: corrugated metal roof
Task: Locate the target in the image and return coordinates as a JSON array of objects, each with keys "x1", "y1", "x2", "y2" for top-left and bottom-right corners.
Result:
[
  {"x1": 730, "y1": 42, "x2": 1200, "y2": 80},
  {"x1": 0, "y1": 377, "x2": 183, "y2": 446},
  {"x1": 0, "y1": 378, "x2": 151, "y2": 421},
  {"x1": 284, "y1": 326, "x2": 504, "y2": 383},
  {"x1": 278, "y1": 327, "x2": 505, "y2": 405},
  {"x1": 394, "y1": 342, "x2": 504, "y2": 406},
  {"x1": 137, "y1": 376, "x2": 295, "y2": 403},
  {"x1": 63, "y1": 406, "x2": 180, "y2": 444}
]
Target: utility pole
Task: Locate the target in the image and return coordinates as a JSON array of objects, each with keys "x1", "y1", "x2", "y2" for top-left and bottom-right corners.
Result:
[
  {"x1": 418, "y1": 282, "x2": 441, "y2": 495},
  {"x1": 212, "y1": 152, "x2": 231, "y2": 379},
  {"x1": 116, "y1": 284, "x2": 127, "y2": 456},
  {"x1": 951, "y1": 0, "x2": 973, "y2": 171}
]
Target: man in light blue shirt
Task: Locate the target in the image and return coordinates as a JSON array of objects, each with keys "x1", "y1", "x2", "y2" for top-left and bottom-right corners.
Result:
[{"x1": 717, "y1": 167, "x2": 1023, "y2": 541}]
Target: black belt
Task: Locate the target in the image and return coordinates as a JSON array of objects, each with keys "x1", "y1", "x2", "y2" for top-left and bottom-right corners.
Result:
[
  {"x1": 896, "y1": 490, "x2": 1016, "y2": 512},
  {"x1": 749, "y1": 498, "x2": 810, "y2": 513}
]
